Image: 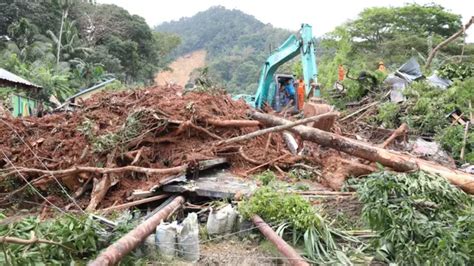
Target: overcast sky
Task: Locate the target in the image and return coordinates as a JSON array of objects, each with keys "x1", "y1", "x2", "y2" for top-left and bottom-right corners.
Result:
[{"x1": 97, "y1": 0, "x2": 473, "y2": 41}]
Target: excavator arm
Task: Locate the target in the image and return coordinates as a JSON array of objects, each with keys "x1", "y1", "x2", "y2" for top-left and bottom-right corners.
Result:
[{"x1": 254, "y1": 24, "x2": 319, "y2": 109}]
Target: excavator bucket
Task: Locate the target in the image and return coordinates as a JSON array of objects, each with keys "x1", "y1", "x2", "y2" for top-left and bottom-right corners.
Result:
[{"x1": 302, "y1": 98, "x2": 336, "y2": 131}]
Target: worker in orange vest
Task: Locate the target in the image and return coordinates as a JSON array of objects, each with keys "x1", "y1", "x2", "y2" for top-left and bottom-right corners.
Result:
[
  {"x1": 338, "y1": 64, "x2": 345, "y2": 81},
  {"x1": 296, "y1": 78, "x2": 305, "y2": 111}
]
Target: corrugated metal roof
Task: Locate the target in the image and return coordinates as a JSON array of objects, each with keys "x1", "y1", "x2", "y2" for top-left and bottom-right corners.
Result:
[{"x1": 0, "y1": 68, "x2": 42, "y2": 89}]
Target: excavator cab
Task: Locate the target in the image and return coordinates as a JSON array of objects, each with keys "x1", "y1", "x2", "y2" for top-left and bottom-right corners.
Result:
[{"x1": 272, "y1": 74, "x2": 299, "y2": 113}]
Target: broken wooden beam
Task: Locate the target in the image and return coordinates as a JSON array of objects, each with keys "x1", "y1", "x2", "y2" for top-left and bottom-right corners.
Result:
[
  {"x1": 252, "y1": 112, "x2": 474, "y2": 194},
  {"x1": 251, "y1": 215, "x2": 309, "y2": 266},
  {"x1": 89, "y1": 196, "x2": 185, "y2": 266}
]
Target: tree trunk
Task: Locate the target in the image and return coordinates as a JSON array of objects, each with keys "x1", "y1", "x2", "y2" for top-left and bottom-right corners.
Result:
[
  {"x1": 251, "y1": 112, "x2": 474, "y2": 194},
  {"x1": 56, "y1": 8, "x2": 68, "y2": 66}
]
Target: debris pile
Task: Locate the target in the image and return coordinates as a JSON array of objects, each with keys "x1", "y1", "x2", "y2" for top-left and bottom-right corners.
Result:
[{"x1": 0, "y1": 85, "x2": 298, "y2": 210}]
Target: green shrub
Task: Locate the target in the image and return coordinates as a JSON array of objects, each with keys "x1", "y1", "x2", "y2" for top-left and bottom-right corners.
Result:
[
  {"x1": 376, "y1": 102, "x2": 400, "y2": 128},
  {"x1": 239, "y1": 186, "x2": 356, "y2": 264},
  {"x1": 357, "y1": 171, "x2": 474, "y2": 265},
  {"x1": 438, "y1": 63, "x2": 474, "y2": 81},
  {"x1": 436, "y1": 125, "x2": 474, "y2": 164}
]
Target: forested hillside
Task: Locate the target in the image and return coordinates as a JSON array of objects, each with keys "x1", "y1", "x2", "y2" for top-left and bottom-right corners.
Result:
[
  {"x1": 0, "y1": 0, "x2": 180, "y2": 101},
  {"x1": 155, "y1": 6, "x2": 291, "y2": 93}
]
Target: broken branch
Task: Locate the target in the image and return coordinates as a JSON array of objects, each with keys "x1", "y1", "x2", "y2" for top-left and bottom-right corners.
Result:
[
  {"x1": 245, "y1": 154, "x2": 290, "y2": 175},
  {"x1": 90, "y1": 196, "x2": 185, "y2": 266},
  {"x1": 0, "y1": 233, "x2": 73, "y2": 251},
  {"x1": 251, "y1": 215, "x2": 309, "y2": 266},
  {"x1": 206, "y1": 119, "x2": 261, "y2": 127},
  {"x1": 216, "y1": 112, "x2": 339, "y2": 146},
  {"x1": 425, "y1": 16, "x2": 474, "y2": 69},
  {"x1": 238, "y1": 147, "x2": 262, "y2": 165},
  {"x1": 101, "y1": 194, "x2": 169, "y2": 213},
  {"x1": 380, "y1": 123, "x2": 408, "y2": 148},
  {"x1": 4, "y1": 164, "x2": 188, "y2": 178}
]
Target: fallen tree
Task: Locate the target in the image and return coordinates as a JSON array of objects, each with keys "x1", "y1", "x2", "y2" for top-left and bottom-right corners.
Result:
[
  {"x1": 217, "y1": 112, "x2": 339, "y2": 146},
  {"x1": 251, "y1": 112, "x2": 474, "y2": 194}
]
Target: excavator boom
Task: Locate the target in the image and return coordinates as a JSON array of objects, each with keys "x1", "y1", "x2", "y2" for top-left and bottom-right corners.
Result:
[{"x1": 254, "y1": 24, "x2": 319, "y2": 109}]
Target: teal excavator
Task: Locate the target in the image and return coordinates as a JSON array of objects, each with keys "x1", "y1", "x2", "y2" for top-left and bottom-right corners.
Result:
[{"x1": 253, "y1": 23, "x2": 319, "y2": 110}]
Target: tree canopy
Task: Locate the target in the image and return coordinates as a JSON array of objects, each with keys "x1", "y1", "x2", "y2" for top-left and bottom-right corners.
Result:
[{"x1": 0, "y1": 0, "x2": 180, "y2": 102}]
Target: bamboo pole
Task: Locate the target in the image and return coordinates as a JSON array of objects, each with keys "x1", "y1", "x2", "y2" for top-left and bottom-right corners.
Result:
[
  {"x1": 89, "y1": 196, "x2": 185, "y2": 266},
  {"x1": 251, "y1": 215, "x2": 309, "y2": 266}
]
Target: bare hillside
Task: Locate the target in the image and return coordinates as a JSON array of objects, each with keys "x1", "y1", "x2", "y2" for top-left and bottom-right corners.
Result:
[{"x1": 155, "y1": 50, "x2": 206, "y2": 86}]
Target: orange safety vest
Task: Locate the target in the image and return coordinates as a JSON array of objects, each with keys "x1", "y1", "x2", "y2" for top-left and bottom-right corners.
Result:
[
  {"x1": 338, "y1": 65, "x2": 345, "y2": 81},
  {"x1": 297, "y1": 80, "x2": 305, "y2": 110}
]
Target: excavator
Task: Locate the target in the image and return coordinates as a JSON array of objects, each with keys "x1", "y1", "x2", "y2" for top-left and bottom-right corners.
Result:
[
  {"x1": 254, "y1": 23, "x2": 320, "y2": 111},
  {"x1": 248, "y1": 23, "x2": 333, "y2": 131}
]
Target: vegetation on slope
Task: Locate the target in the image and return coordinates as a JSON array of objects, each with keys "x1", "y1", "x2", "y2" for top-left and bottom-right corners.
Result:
[
  {"x1": 0, "y1": 1, "x2": 180, "y2": 102},
  {"x1": 155, "y1": 6, "x2": 291, "y2": 94}
]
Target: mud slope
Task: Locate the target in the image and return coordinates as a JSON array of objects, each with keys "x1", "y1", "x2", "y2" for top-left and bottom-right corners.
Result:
[{"x1": 155, "y1": 50, "x2": 206, "y2": 87}]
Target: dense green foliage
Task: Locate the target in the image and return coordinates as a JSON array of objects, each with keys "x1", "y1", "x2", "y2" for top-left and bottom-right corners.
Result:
[
  {"x1": 0, "y1": 210, "x2": 150, "y2": 264},
  {"x1": 239, "y1": 183, "x2": 357, "y2": 264},
  {"x1": 357, "y1": 171, "x2": 474, "y2": 265},
  {"x1": 437, "y1": 124, "x2": 474, "y2": 163},
  {"x1": 155, "y1": 6, "x2": 291, "y2": 94},
  {"x1": 0, "y1": 212, "x2": 103, "y2": 264},
  {"x1": 438, "y1": 62, "x2": 474, "y2": 81},
  {"x1": 0, "y1": 0, "x2": 180, "y2": 102}
]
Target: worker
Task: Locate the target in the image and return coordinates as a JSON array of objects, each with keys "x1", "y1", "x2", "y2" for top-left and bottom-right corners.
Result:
[
  {"x1": 296, "y1": 78, "x2": 305, "y2": 110},
  {"x1": 378, "y1": 61, "x2": 386, "y2": 72},
  {"x1": 284, "y1": 79, "x2": 296, "y2": 104},
  {"x1": 338, "y1": 64, "x2": 345, "y2": 81}
]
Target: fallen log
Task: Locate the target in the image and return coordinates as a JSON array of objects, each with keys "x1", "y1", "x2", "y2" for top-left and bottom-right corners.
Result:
[
  {"x1": 251, "y1": 215, "x2": 309, "y2": 266},
  {"x1": 252, "y1": 112, "x2": 474, "y2": 194},
  {"x1": 89, "y1": 196, "x2": 185, "y2": 266},
  {"x1": 206, "y1": 119, "x2": 261, "y2": 127},
  {"x1": 216, "y1": 112, "x2": 339, "y2": 146}
]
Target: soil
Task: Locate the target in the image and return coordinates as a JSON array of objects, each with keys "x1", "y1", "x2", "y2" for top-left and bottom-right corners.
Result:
[
  {"x1": 0, "y1": 85, "x2": 300, "y2": 210},
  {"x1": 198, "y1": 238, "x2": 288, "y2": 266},
  {"x1": 155, "y1": 50, "x2": 207, "y2": 87}
]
